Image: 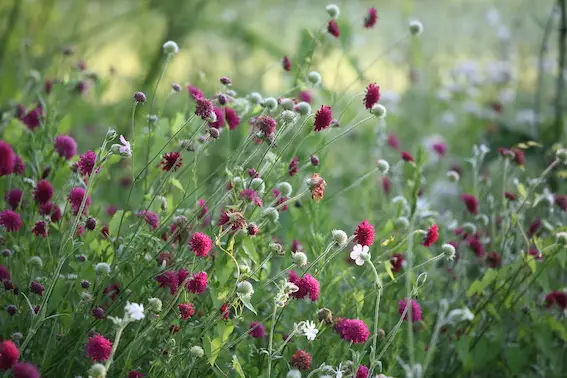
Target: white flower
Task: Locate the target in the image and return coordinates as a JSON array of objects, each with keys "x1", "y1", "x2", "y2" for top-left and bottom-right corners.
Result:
[
  {"x1": 298, "y1": 320, "x2": 319, "y2": 341},
  {"x1": 350, "y1": 244, "x2": 370, "y2": 266},
  {"x1": 445, "y1": 307, "x2": 474, "y2": 324},
  {"x1": 124, "y1": 302, "x2": 145, "y2": 321}
]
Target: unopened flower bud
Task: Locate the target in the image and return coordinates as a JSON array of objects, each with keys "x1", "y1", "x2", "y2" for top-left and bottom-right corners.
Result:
[
  {"x1": 556, "y1": 148, "x2": 567, "y2": 164},
  {"x1": 209, "y1": 127, "x2": 220, "y2": 139},
  {"x1": 377, "y1": 328, "x2": 386, "y2": 339},
  {"x1": 280, "y1": 110, "x2": 296, "y2": 123},
  {"x1": 247, "y1": 223, "x2": 259, "y2": 236},
  {"x1": 310, "y1": 155, "x2": 320, "y2": 166},
  {"x1": 263, "y1": 207, "x2": 279, "y2": 223},
  {"x1": 250, "y1": 178, "x2": 265, "y2": 193},
  {"x1": 134, "y1": 91, "x2": 146, "y2": 103},
  {"x1": 556, "y1": 232, "x2": 567, "y2": 245},
  {"x1": 95, "y1": 262, "x2": 111, "y2": 275},
  {"x1": 85, "y1": 217, "x2": 97, "y2": 231},
  {"x1": 206, "y1": 112, "x2": 217, "y2": 124},
  {"x1": 171, "y1": 83, "x2": 181, "y2": 92},
  {"x1": 217, "y1": 93, "x2": 228, "y2": 106},
  {"x1": 148, "y1": 114, "x2": 159, "y2": 124},
  {"x1": 148, "y1": 297, "x2": 163, "y2": 312},
  {"x1": 270, "y1": 242, "x2": 284, "y2": 256},
  {"x1": 81, "y1": 280, "x2": 90, "y2": 289},
  {"x1": 263, "y1": 97, "x2": 278, "y2": 111},
  {"x1": 239, "y1": 264, "x2": 251, "y2": 275},
  {"x1": 377, "y1": 159, "x2": 390, "y2": 174},
  {"x1": 190, "y1": 345, "x2": 205, "y2": 358},
  {"x1": 280, "y1": 98, "x2": 294, "y2": 110},
  {"x1": 11, "y1": 332, "x2": 23, "y2": 341},
  {"x1": 447, "y1": 170, "x2": 460, "y2": 183},
  {"x1": 292, "y1": 251, "x2": 308, "y2": 267},
  {"x1": 462, "y1": 222, "x2": 477, "y2": 235},
  {"x1": 296, "y1": 102, "x2": 311, "y2": 115},
  {"x1": 220, "y1": 76, "x2": 232, "y2": 86},
  {"x1": 2, "y1": 249, "x2": 11, "y2": 257},
  {"x1": 395, "y1": 217, "x2": 410, "y2": 231},
  {"x1": 370, "y1": 103, "x2": 387, "y2": 118},
  {"x1": 287, "y1": 370, "x2": 302, "y2": 378},
  {"x1": 88, "y1": 363, "x2": 107, "y2": 378},
  {"x1": 162, "y1": 40, "x2": 179, "y2": 54},
  {"x1": 442, "y1": 243, "x2": 456, "y2": 261},
  {"x1": 331, "y1": 229, "x2": 348, "y2": 247},
  {"x1": 249, "y1": 92, "x2": 263, "y2": 105},
  {"x1": 318, "y1": 307, "x2": 333, "y2": 325},
  {"x1": 277, "y1": 182, "x2": 293, "y2": 197},
  {"x1": 308, "y1": 71, "x2": 322, "y2": 86},
  {"x1": 232, "y1": 176, "x2": 244, "y2": 189},
  {"x1": 326, "y1": 4, "x2": 340, "y2": 19},
  {"x1": 476, "y1": 214, "x2": 489, "y2": 226},
  {"x1": 236, "y1": 280, "x2": 254, "y2": 296},
  {"x1": 105, "y1": 129, "x2": 117, "y2": 142},
  {"x1": 409, "y1": 20, "x2": 424, "y2": 36},
  {"x1": 29, "y1": 256, "x2": 43, "y2": 267}
]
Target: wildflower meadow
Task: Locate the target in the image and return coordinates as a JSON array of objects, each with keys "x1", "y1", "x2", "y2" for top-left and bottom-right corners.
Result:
[{"x1": 1, "y1": 1, "x2": 567, "y2": 377}]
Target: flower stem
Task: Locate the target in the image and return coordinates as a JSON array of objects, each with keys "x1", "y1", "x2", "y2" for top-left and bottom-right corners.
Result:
[
  {"x1": 266, "y1": 301, "x2": 278, "y2": 378},
  {"x1": 368, "y1": 261, "x2": 383, "y2": 375}
]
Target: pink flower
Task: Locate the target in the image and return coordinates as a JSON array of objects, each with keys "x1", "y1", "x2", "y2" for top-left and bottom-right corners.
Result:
[
  {"x1": 289, "y1": 271, "x2": 320, "y2": 301},
  {"x1": 85, "y1": 334, "x2": 112, "y2": 361},
  {"x1": 282, "y1": 56, "x2": 291, "y2": 71},
  {"x1": 468, "y1": 237, "x2": 485, "y2": 257},
  {"x1": 54, "y1": 135, "x2": 77, "y2": 160},
  {"x1": 290, "y1": 349, "x2": 312, "y2": 370},
  {"x1": 401, "y1": 151, "x2": 414, "y2": 162},
  {"x1": 382, "y1": 176, "x2": 392, "y2": 195},
  {"x1": 128, "y1": 371, "x2": 144, "y2": 378},
  {"x1": 195, "y1": 98, "x2": 213, "y2": 120},
  {"x1": 186, "y1": 271, "x2": 208, "y2": 294},
  {"x1": 68, "y1": 187, "x2": 91, "y2": 215},
  {"x1": 354, "y1": 220, "x2": 375, "y2": 246},
  {"x1": 336, "y1": 318, "x2": 370, "y2": 343},
  {"x1": 461, "y1": 193, "x2": 479, "y2": 214},
  {"x1": 33, "y1": 180, "x2": 53, "y2": 204},
  {"x1": 209, "y1": 106, "x2": 226, "y2": 128},
  {"x1": 432, "y1": 142, "x2": 447, "y2": 156},
  {"x1": 5, "y1": 188, "x2": 23, "y2": 210},
  {"x1": 356, "y1": 364, "x2": 370, "y2": 378},
  {"x1": 0, "y1": 210, "x2": 22, "y2": 232},
  {"x1": 189, "y1": 232, "x2": 213, "y2": 257},
  {"x1": 240, "y1": 189, "x2": 263, "y2": 207},
  {"x1": 20, "y1": 105, "x2": 43, "y2": 130},
  {"x1": 138, "y1": 210, "x2": 160, "y2": 230},
  {"x1": 40, "y1": 202, "x2": 62, "y2": 222},
  {"x1": 364, "y1": 8, "x2": 378, "y2": 28},
  {"x1": 288, "y1": 156, "x2": 299, "y2": 176},
  {"x1": 0, "y1": 340, "x2": 19, "y2": 370},
  {"x1": 398, "y1": 298, "x2": 422, "y2": 322},
  {"x1": 249, "y1": 321, "x2": 266, "y2": 338},
  {"x1": 78, "y1": 150, "x2": 97, "y2": 176},
  {"x1": 11, "y1": 362, "x2": 40, "y2": 378},
  {"x1": 314, "y1": 105, "x2": 332, "y2": 132},
  {"x1": 155, "y1": 271, "x2": 179, "y2": 295},
  {"x1": 255, "y1": 115, "x2": 277, "y2": 136},
  {"x1": 364, "y1": 83, "x2": 380, "y2": 109},
  {"x1": 13, "y1": 155, "x2": 25, "y2": 175},
  {"x1": 188, "y1": 85, "x2": 204, "y2": 100},
  {"x1": 117, "y1": 135, "x2": 132, "y2": 156},
  {"x1": 178, "y1": 303, "x2": 195, "y2": 320},
  {"x1": 422, "y1": 224, "x2": 439, "y2": 247},
  {"x1": 0, "y1": 265, "x2": 10, "y2": 281},
  {"x1": 0, "y1": 140, "x2": 15, "y2": 176},
  {"x1": 390, "y1": 253, "x2": 405, "y2": 273},
  {"x1": 225, "y1": 107, "x2": 240, "y2": 130},
  {"x1": 298, "y1": 90, "x2": 312, "y2": 103},
  {"x1": 327, "y1": 19, "x2": 340, "y2": 38},
  {"x1": 32, "y1": 220, "x2": 48, "y2": 237},
  {"x1": 387, "y1": 133, "x2": 400, "y2": 150}
]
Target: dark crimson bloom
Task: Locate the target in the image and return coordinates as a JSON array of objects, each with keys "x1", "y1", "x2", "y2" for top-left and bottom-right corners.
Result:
[
  {"x1": 0, "y1": 210, "x2": 22, "y2": 232},
  {"x1": 103, "y1": 283, "x2": 120, "y2": 301},
  {"x1": 364, "y1": 7, "x2": 378, "y2": 28},
  {"x1": 197, "y1": 198, "x2": 208, "y2": 219},
  {"x1": 554, "y1": 194, "x2": 567, "y2": 212},
  {"x1": 401, "y1": 151, "x2": 414, "y2": 162},
  {"x1": 225, "y1": 107, "x2": 240, "y2": 130},
  {"x1": 298, "y1": 90, "x2": 312, "y2": 103},
  {"x1": 134, "y1": 91, "x2": 146, "y2": 103},
  {"x1": 178, "y1": 303, "x2": 195, "y2": 320},
  {"x1": 30, "y1": 281, "x2": 45, "y2": 296},
  {"x1": 390, "y1": 253, "x2": 405, "y2": 272},
  {"x1": 289, "y1": 270, "x2": 320, "y2": 301},
  {"x1": 188, "y1": 232, "x2": 213, "y2": 257},
  {"x1": 387, "y1": 133, "x2": 400, "y2": 149},
  {"x1": 382, "y1": 176, "x2": 392, "y2": 195},
  {"x1": 195, "y1": 97, "x2": 213, "y2": 120},
  {"x1": 0, "y1": 340, "x2": 19, "y2": 370},
  {"x1": 422, "y1": 224, "x2": 439, "y2": 247},
  {"x1": 218, "y1": 209, "x2": 247, "y2": 232},
  {"x1": 137, "y1": 210, "x2": 160, "y2": 230},
  {"x1": 32, "y1": 220, "x2": 48, "y2": 237},
  {"x1": 327, "y1": 19, "x2": 340, "y2": 38},
  {"x1": 249, "y1": 321, "x2": 266, "y2": 338},
  {"x1": 128, "y1": 371, "x2": 144, "y2": 378},
  {"x1": 288, "y1": 156, "x2": 299, "y2": 176},
  {"x1": 545, "y1": 291, "x2": 567, "y2": 310},
  {"x1": 486, "y1": 251, "x2": 502, "y2": 268},
  {"x1": 432, "y1": 142, "x2": 447, "y2": 156},
  {"x1": 0, "y1": 140, "x2": 15, "y2": 176},
  {"x1": 290, "y1": 349, "x2": 312, "y2": 370},
  {"x1": 247, "y1": 223, "x2": 259, "y2": 236},
  {"x1": 528, "y1": 219, "x2": 542, "y2": 237},
  {"x1": 13, "y1": 155, "x2": 25, "y2": 175},
  {"x1": 155, "y1": 271, "x2": 179, "y2": 295},
  {"x1": 0, "y1": 265, "x2": 10, "y2": 281},
  {"x1": 468, "y1": 237, "x2": 485, "y2": 257},
  {"x1": 156, "y1": 252, "x2": 174, "y2": 267},
  {"x1": 399, "y1": 298, "x2": 423, "y2": 322},
  {"x1": 354, "y1": 220, "x2": 375, "y2": 246},
  {"x1": 188, "y1": 85, "x2": 204, "y2": 100},
  {"x1": 357, "y1": 365, "x2": 370, "y2": 378},
  {"x1": 11, "y1": 362, "x2": 40, "y2": 378},
  {"x1": 20, "y1": 105, "x2": 43, "y2": 130},
  {"x1": 291, "y1": 239, "x2": 303, "y2": 253},
  {"x1": 273, "y1": 188, "x2": 289, "y2": 211},
  {"x1": 33, "y1": 180, "x2": 53, "y2": 204},
  {"x1": 160, "y1": 152, "x2": 182, "y2": 172},
  {"x1": 54, "y1": 135, "x2": 78, "y2": 160},
  {"x1": 314, "y1": 105, "x2": 333, "y2": 132},
  {"x1": 240, "y1": 189, "x2": 263, "y2": 207},
  {"x1": 209, "y1": 106, "x2": 226, "y2": 128},
  {"x1": 186, "y1": 271, "x2": 208, "y2": 294},
  {"x1": 85, "y1": 334, "x2": 113, "y2": 361},
  {"x1": 282, "y1": 56, "x2": 292, "y2": 71},
  {"x1": 40, "y1": 202, "x2": 62, "y2": 222},
  {"x1": 529, "y1": 246, "x2": 543, "y2": 260},
  {"x1": 505, "y1": 192, "x2": 516, "y2": 201},
  {"x1": 336, "y1": 318, "x2": 370, "y2": 343},
  {"x1": 85, "y1": 217, "x2": 97, "y2": 231},
  {"x1": 511, "y1": 148, "x2": 525, "y2": 166},
  {"x1": 220, "y1": 303, "x2": 230, "y2": 320},
  {"x1": 68, "y1": 187, "x2": 91, "y2": 215},
  {"x1": 78, "y1": 150, "x2": 97, "y2": 176},
  {"x1": 461, "y1": 193, "x2": 479, "y2": 214},
  {"x1": 364, "y1": 83, "x2": 380, "y2": 109},
  {"x1": 5, "y1": 188, "x2": 23, "y2": 210},
  {"x1": 256, "y1": 115, "x2": 277, "y2": 136}
]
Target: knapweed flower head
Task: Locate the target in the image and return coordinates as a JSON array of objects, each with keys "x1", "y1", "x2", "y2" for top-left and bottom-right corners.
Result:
[
  {"x1": 195, "y1": 97, "x2": 214, "y2": 120},
  {"x1": 0, "y1": 210, "x2": 22, "y2": 232},
  {"x1": 327, "y1": 19, "x2": 340, "y2": 38},
  {"x1": 5, "y1": 188, "x2": 23, "y2": 210},
  {"x1": 336, "y1": 318, "x2": 370, "y2": 343},
  {"x1": 350, "y1": 244, "x2": 370, "y2": 266},
  {"x1": 461, "y1": 193, "x2": 479, "y2": 214},
  {"x1": 40, "y1": 202, "x2": 61, "y2": 222},
  {"x1": 289, "y1": 271, "x2": 320, "y2": 301},
  {"x1": 364, "y1": 83, "x2": 380, "y2": 109},
  {"x1": 134, "y1": 91, "x2": 146, "y2": 103},
  {"x1": 20, "y1": 105, "x2": 43, "y2": 130},
  {"x1": 136, "y1": 210, "x2": 159, "y2": 230},
  {"x1": 0, "y1": 339, "x2": 19, "y2": 370},
  {"x1": 307, "y1": 174, "x2": 327, "y2": 202},
  {"x1": 422, "y1": 224, "x2": 439, "y2": 247},
  {"x1": 209, "y1": 106, "x2": 226, "y2": 128},
  {"x1": 356, "y1": 365, "x2": 370, "y2": 378},
  {"x1": 240, "y1": 189, "x2": 263, "y2": 207},
  {"x1": 398, "y1": 298, "x2": 423, "y2": 322},
  {"x1": 11, "y1": 362, "x2": 40, "y2": 378},
  {"x1": 178, "y1": 303, "x2": 195, "y2": 320},
  {"x1": 255, "y1": 115, "x2": 277, "y2": 136},
  {"x1": 314, "y1": 105, "x2": 332, "y2": 132},
  {"x1": 290, "y1": 349, "x2": 312, "y2": 370},
  {"x1": 0, "y1": 141, "x2": 15, "y2": 176},
  {"x1": 187, "y1": 271, "x2": 208, "y2": 294},
  {"x1": 78, "y1": 150, "x2": 97, "y2": 176},
  {"x1": 155, "y1": 270, "x2": 179, "y2": 295},
  {"x1": 225, "y1": 107, "x2": 241, "y2": 130},
  {"x1": 281, "y1": 55, "x2": 292, "y2": 71},
  {"x1": 390, "y1": 253, "x2": 405, "y2": 272},
  {"x1": 188, "y1": 232, "x2": 213, "y2": 257},
  {"x1": 249, "y1": 321, "x2": 266, "y2": 338},
  {"x1": 54, "y1": 135, "x2": 77, "y2": 160},
  {"x1": 288, "y1": 156, "x2": 299, "y2": 176},
  {"x1": 160, "y1": 151, "x2": 182, "y2": 172},
  {"x1": 364, "y1": 7, "x2": 378, "y2": 28},
  {"x1": 68, "y1": 187, "x2": 91, "y2": 215},
  {"x1": 30, "y1": 281, "x2": 45, "y2": 296},
  {"x1": 85, "y1": 334, "x2": 113, "y2": 361},
  {"x1": 354, "y1": 220, "x2": 375, "y2": 246}
]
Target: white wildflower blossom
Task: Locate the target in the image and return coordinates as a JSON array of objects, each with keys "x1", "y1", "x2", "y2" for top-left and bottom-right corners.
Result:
[
  {"x1": 350, "y1": 244, "x2": 370, "y2": 266},
  {"x1": 124, "y1": 302, "x2": 145, "y2": 321}
]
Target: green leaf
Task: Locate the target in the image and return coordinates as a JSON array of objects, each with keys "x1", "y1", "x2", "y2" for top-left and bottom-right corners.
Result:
[
  {"x1": 240, "y1": 296, "x2": 257, "y2": 315},
  {"x1": 546, "y1": 315, "x2": 567, "y2": 342},
  {"x1": 241, "y1": 238, "x2": 259, "y2": 264},
  {"x1": 170, "y1": 177, "x2": 184, "y2": 193},
  {"x1": 109, "y1": 210, "x2": 127, "y2": 236},
  {"x1": 522, "y1": 253, "x2": 536, "y2": 273},
  {"x1": 486, "y1": 303, "x2": 501, "y2": 322},
  {"x1": 232, "y1": 355, "x2": 247, "y2": 378},
  {"x1": 205, "y1": 336, "x2": 222, "y2": 366},
  {"x1": 384, "y1": 260, "x2": 396, "y2": 282}
]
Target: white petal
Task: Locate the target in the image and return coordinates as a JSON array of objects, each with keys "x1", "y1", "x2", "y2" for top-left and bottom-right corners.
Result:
[
  {"x1": 355, "y1": 258, "x2": 365, "y2": 266},
  {"x1": 362, "y1": 245, "x2": 369, "y2": 253},
  {"x1": 350, "y1": 251, "x2": 359, "y2": 259}
]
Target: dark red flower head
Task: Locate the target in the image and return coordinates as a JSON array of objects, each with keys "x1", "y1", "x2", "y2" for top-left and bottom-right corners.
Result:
[
  {"x1": 68, "y1": 187, "x2": 91, "y2": 215},
  {"x1": 160, "y1": 152, "x2": 182, "y2": 172},
  {"x1": 357, "y1": 365, "x2": 370, "y2": 378},
  {"x1": 188, "y1": 85, "x2": 204, "y2": 100},
  {"x1": 11, "y1": 362, "x2": 40, "y2": 378},
  {"x1": 30, "y1": 281, "x2": 45, "y2": 296},
  {"x1": 40, "y1": 202, "x2": 62, "y2": 222},
  {"x1": 545, "y1": 291, "x2": 567, "y2": 309},
  {"x1": 461, "y1": 193, "x2": 479, "y2": 214},
  {"x1": 314, "y1": 105, "x2": 333, "y2": 132},
  {"x1": 511, "y1": 148, "x2": 525, "y2": 166},
  {"x1": 288, "y1": 156, "x2": 299, "y2": 176},
  {"x1": 178, "y1": 303, "x2": 195, "y2": 320},
  {"x1": 382, "y1": 176, "x2": 392, "y2": 195},
  {"x1": 32, "y1": 221, "x2": 48, "y2": 237},
  {"x1": 486, "y1": 251, "x2": 502, "y2": 268},
  {"x1": 0, "y1": 340, "x2": 19, "y2": 370},
  {"x1": 189, "y1": 232, "x2": 213, "y2": 257},
  {"x1": 248, "y1": 321, "x2": 266, "y2": 338},
  {"x1": 33, "y1": 180, "x2": 53, "y2": 204},
  {"x1": 209, "y1": 106, "x2": 226, "y2": 129},
  {"x1": 256, "y1": 115, "x2": 277, "y2": 136},
  {"x1": 85, "y1": 334, "x2": 112, "y2": 361},
  {"x1": 290, "y1": 349, "x2": 312, "y2": 370},
  {"x1": 422, "y1": 224, "x2": 439, "y2": 247},
  {"x1": 401, "y1": 151, "x2": 414, "y2": 163},
  {"x1": 364, "y1": 83, "x2": 380, "y2": 109},
  {"x1": 20, "y1": 105, "x2": 43, "y2": 130},
  {"x1": 186, "y1": 271, "x2": 208, "y2": 294},
  {"x1": 225, "y1": 107, "x2": 240, "y2": 130},
  {"x1": 138, "y1": 210, "x2": 160, "y2": 230},
  {"x1": 54, "y1": 135, "x2": 78, "y2": 160},
  {"x1": 554, "y1": 194, "x2": 567, "y2": 211},
  {"x1": 327, "y1": 19, "x2": 340, "y2": 38},
  {"x1": 336, "y1": 318, "x2": 370, "y2": 343},
  {"x1": 128, "y1": 371, "x2": 144, "y2": 378},
  {"x1": 364, "y1": 7, "x2": 378, "y2": 28},
  {"x1": 78, "y1": 150, "x2": 97, "y2": 176},
  {"x1": 5, "y1": 188, "x2": 23, "y2": 210},
  {"x1": 195, "y1": 98, "x2": 213, "y2": 120},
  {"x1": 155, "y1": 270, "x2": 179, "y2": 295},
  {"x1": 390, "y1": 253, "x2": 405, "y2": 272},
  {"x1": 289, "y1": 271, "x2": 320, "y2": 301},
  {"x1": 387, "y1": 133, "x2": 400, "y2": 150},
  {"x1": 282, "y1": 56, "x2": 291, "y2": 71},
  {"x1": 354, "y1": 220, "x2": 375, "y2": 246},
  {"x1": 398, "y1": 298, "x2": 423, "y2": 322},
  {"x1": 0, "y1": 210, "x2": 22, "y2": 232},
  {"x1": 0, "y1": 140, "x2": 15, "y2": 176}
]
